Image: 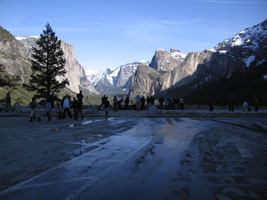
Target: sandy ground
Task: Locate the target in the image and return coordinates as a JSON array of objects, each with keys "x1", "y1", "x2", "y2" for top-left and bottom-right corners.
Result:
[{"x1": 0, "y1": 116, "x2": 266, "y2": 199}]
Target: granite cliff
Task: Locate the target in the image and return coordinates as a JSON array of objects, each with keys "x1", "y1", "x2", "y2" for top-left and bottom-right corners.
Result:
[
  {"x1": 129, "y1": 19, "x2": 267, "y2": 98},
  {"x1": 16, "y1": 36, "x2": 98, "y2": 94},
  {"x1": 0, "y1": 26, "x2": 31, "y2": 83}
]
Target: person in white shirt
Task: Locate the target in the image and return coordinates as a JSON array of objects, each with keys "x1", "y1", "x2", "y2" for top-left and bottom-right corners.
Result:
[{"x1": 63, "y1": 95, "x2": 72, "y2": 119}]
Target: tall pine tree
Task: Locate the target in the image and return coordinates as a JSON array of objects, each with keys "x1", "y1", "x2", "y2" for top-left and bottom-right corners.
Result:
[{"x1": 24, "y1": 23, "x2": 69, "y2": 100}]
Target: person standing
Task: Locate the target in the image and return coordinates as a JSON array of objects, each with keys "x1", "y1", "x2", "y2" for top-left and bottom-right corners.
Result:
[
  {"x1": 165, "y1": 98, "x2": 169, "y2": 110},
  {"x1": 255, "y1": 99, "x2": 259, "y2": 112},
  {"x1": 5, "y1": 92, "x2": 12, "y2": 112},
  {"x1": 113, "y1": 96, "x2": 118, "y2": 112},
  {"x1": 56, "y1": 98, "x2": 63, "y2": 119},
  {"x1": 118, "y1": 97, "x2": 124, "y2": 110},
  {"x1": 72, "y1": 97, "x2": 79, "y2": 120},
  {"x1": 146, "y1": 96, "x2": 151, "y2": 107},
  {"x1": 77, "y1": 91, "x2": 84, "y2": 119},
  {"x1": 174, "y1": 98, "x2": 179, "y2": 110},
  {"x1": 124, "y1": 96, "x2": 129, "y2": 110},
  {"x1": 169, "y1": 98, "x2": 174, "y2": 109},
  {"x1": 209, "y1": 101, "x2": 214, "y2": 111},
  {"x1": 180, "y1": 98, "x2": 184, "y2": 110},
  {"x1": 104, "y1": 97, "x2": 111, "y2": 118},
  {"x1": 45, "y1": 99, "x2": 52, "y2": 121},
  {"x1": 159, "y1": 96, "x2": 164, "y2": 109},
  {"x1": 29, "y1": 97, "x2": 41, "y2": 122},
  {"x1": 243, "y1": 100, "x2": 248, "y2": 112},
  {"x1": 63, "y1": 95, "x2": 72, "y2": 119},
  {"x1": 141, "y1": 96, "x2": 146, "y2": 110},
  {"x1": 136, "y1": 95, "x2": 141, "y2": 111},
  {"x1": 100, "y1": 95, "x2": 107, "y2": 108},
  {"x1": 150, "y1": 96, "x2": 155, "y2": 106}
]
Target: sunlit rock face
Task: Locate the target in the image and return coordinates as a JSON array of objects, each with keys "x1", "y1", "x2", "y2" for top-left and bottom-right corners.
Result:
[
  {"x1": 129, "y1": 64, "x2": 162, "y2": 97},
  {"x1": 149, "y1": 48, "x2": 186, "y2": 72},
  {"x1": 129, "y1": 19, "x2": 267, "y2": 97},
  {"x1": 16, "y1": 36, "x2": 98, "y2": 94},
  {"x1": 59, "y1": 41, "x2": 98, "y2": 94},
  {"x1": 0, "y1": 26, "x2": 32, "y2": 83}
]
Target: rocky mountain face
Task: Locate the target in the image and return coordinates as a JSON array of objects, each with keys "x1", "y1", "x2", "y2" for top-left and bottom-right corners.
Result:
[
  {"x1": 129, "y1": 64, "x2": 162, "y2": 97},
  {"x1": 16, "y1": 36, "x2": 98, "y2": 94},
  {"x1": 129, "y1": 48, "x2": 189, "y2": 97},
  {"x1": 211, "y1": 19, "x2": 267, "y2": 67},
  {"x1": 129, "y1": 19, "x2": 267, "y2": 98},
  {"x1": 87, "y1": 61, "x2": 149, "y2": 94},
  {"x1": 0, "y1": 26, "x2": 32, "y2": 82},
  {"x1": 149, "y1": 48, "x2": 186, "y2": 72}
]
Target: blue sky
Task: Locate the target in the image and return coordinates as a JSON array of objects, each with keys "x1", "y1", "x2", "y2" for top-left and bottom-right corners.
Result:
[{"x1": 0, "y1": 0, "x2": 266, "y2": 72}]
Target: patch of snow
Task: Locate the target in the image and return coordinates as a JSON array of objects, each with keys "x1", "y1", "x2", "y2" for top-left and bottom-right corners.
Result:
[
  {"x1": 86, "y1": 69, "x2": 105, "y2": 86},
  {"x1": 244, "y1": 55, "x2": 255, "y2": 67},
  {"x1": 139, "y1": 60, "x2": 147, "y2": 63},
  {"x1": 213, "y1": 20, "x2": 265, "y2": 51},
  {"x1": 219, "y1": 50, "x2": 227, "y2": 54},
  {"x1": 16, "y1": 36, "x2": 39, "y2": 40},
  {"x1": 105, "y1": 67, "x2": 120, "y2": 85},
  {"x1": 85, "y1": 69, "x2": 102, "y2": 76},
  {"x1": 156, "y1": 48, "x2": 166, "y2": 51},
  {"x1": 231, "y1": 35, "x2": 243, "y2": 47},
  {"x1": 171, "y1": 51, "x2": 187, "y2": 60},
  {"x1": 209, "y1": 48, "x2": 217, "y2": 52}
]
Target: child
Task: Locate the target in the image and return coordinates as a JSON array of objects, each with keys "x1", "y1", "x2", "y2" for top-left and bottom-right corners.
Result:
[{"x1": 29, "y1": 97, "x2": 41, "y2": 122}]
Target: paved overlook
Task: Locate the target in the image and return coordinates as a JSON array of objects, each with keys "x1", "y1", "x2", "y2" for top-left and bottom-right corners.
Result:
[{"x1": 0, "y1": 116, "x2": 267, "y2": 200}]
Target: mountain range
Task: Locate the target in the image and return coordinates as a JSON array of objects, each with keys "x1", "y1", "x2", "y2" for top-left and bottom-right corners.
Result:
[
  {"x1": 86, "y1": 61, "x2": 150, "y2": 94},
  {"x1": 129, "y1": 19, "x2": 267, "y2": 99},
  {"x1": 86, "y1": 19, "x2": 266, "y2": 99},
  {"x1": 1, "y1": 19, "x2": 266, "y2": 104}
]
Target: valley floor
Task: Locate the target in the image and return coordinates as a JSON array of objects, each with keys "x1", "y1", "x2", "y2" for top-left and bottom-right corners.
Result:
[{"x1": 0, "y1": 116, "x2": 266, "y2": 199}]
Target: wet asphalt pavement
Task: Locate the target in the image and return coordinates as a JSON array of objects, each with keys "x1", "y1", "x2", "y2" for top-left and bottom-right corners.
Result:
[{"x1": 0, "y1": 117, "x2": 266, "y2": 200}]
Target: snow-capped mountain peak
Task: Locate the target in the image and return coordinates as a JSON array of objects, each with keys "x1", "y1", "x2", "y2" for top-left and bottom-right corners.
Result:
[
  {"x1": 213, "y1": 19, "x2": 267, "y2": 52},
  {"x1": 170, "y1": 48, "x2": 187, "y2": 60},
  {"x1": 86, "y1": 61, "x2": 149, "y2": 93},
  {"x1": 85, "y1": 69, "x2": 105, "y2": 87},
  {"x1": 211, "y1": 19, "x2": 267, "y2": 67}
]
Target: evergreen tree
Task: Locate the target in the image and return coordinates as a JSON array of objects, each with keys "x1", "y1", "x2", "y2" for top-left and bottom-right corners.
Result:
[
  {"x1": 24, "y1": 23, "x2": 69, "y2": 100},
  {"x1": 0, "y1": 63, "x2": 20, "y2": 89}
]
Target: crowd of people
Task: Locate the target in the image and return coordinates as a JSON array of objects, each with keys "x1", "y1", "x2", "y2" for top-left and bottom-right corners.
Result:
[
  {"x1": 98, "y1": 95, "x2": 186, "y2": 113},
  {"x1": 0, "y1": 91, "x2": 263, "y2": 122},
  {"x1": 28, "y1": 91, "x2": 84, "y2": 122}
]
